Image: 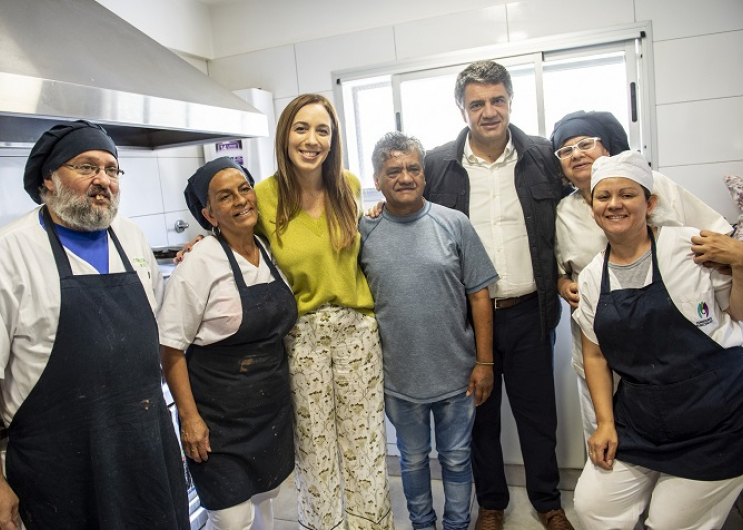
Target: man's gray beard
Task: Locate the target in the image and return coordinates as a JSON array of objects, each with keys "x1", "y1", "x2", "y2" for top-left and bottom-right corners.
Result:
[{"x1": 43, "y1": 173, "x2": 120, "y2": 231}]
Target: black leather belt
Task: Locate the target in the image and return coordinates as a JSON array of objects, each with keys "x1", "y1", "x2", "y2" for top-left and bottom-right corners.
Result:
[{"x1": 495, "y1": 291, "x2": 538, "y2": 309}]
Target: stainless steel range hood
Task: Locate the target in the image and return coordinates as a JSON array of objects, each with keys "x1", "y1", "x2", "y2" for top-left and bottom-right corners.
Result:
[{"x1": 0, "y1": 0, "x2": 268, "y2": 149}]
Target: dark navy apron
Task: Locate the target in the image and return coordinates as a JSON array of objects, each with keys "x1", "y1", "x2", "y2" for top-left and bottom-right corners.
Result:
[
  {"x1": 184, "y1": 235, "x2": 296, "y2": 510},
  {"x1": 6, "y1": 206, "x2": 189, "y2": 529},
  {"x1": 593, "y1": 227, "x2": 743, "y2": 481}
]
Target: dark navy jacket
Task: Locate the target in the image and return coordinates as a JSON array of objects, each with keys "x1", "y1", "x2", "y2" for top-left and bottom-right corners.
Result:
[{"x1": 423, "y1": 124, "x2": 564, "y2": 337}]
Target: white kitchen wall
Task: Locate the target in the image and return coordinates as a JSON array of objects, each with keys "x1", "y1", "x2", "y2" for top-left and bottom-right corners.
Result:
[
  {"x1": 95, "y1": 0, "x2": 214, "y2": 59},
  {"x1": 208, "y1": 0, "x2": 501, "y2": 58}
]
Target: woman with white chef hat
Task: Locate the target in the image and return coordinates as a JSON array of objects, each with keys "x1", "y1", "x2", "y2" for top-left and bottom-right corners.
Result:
[{"x1": 571, "y1": 150, "x2": 743, "y2": 529}]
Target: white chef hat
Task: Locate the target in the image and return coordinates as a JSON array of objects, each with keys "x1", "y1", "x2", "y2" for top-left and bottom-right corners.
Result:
[{"x1": 591, "y1": 150, "x2": 653, "y2": 193}]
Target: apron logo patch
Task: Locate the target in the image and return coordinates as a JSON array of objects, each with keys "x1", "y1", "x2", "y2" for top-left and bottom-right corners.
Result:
[{"x1": 696, "y1": 302, "x2": 713, "y2": 327}]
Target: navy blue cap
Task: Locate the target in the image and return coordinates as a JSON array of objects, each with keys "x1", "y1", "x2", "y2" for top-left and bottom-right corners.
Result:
[
  {"x1": 24, "y1": 120, "x2": 118, "y2": 204},
  {"x1": 184, "y1": 157, "x2": 255, "y2": 230},
  {"x1": 551, "y1": 111, "x2": 630, "y2": 156}
]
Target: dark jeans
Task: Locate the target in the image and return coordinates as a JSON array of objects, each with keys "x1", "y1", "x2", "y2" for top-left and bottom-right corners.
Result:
[{"x1": 471, "y1": 295, "x2": 561, "y2": 513}]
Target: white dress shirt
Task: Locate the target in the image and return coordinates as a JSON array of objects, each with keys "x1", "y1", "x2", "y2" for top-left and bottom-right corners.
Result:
[{"x1": 464, "y1": 132, "x2": 536, "y2": 299}]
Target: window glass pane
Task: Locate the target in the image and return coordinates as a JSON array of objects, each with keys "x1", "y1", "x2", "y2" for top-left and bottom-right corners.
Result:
[
  {"x1": 508, "y1": 64, "x2": 538, "y2": 136},
  {"x1": 543, "y1": 53, "x2": 629, "y2": 140},
  {"x1": 340, "y1": 77, "x2": 395, "y2": 190},
  {"x1": 400, "y1": 74, "x2": 461, "y2": 152}
]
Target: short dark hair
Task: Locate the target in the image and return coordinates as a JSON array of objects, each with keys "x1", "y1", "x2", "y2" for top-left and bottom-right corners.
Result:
[
  {"x1": 372, "y1": 132, "x2": 426, "y2": 176},
  {"x1": 454, "y1": 60, "x2": 514, "y2": 109}
]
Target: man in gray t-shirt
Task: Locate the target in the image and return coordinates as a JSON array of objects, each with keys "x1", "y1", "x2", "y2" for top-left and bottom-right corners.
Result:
[{"x1": 359, "y1": 132, "x2": 498, "y2": 530}]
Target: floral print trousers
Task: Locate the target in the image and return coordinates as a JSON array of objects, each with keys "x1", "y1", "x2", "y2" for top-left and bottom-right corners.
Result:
[{"x1": 285, "y1": 305, "x2": 393, "y2": 530}]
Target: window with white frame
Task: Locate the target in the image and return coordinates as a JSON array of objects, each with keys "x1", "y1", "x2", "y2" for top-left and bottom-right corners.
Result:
[{"x1": 334, "y1": 28, "x2": 652, "y2": 206}]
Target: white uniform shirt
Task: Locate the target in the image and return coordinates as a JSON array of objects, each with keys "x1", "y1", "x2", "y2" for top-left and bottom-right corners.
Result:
[
  {"x1": 556, "y1": 172, "x2": 732, "y2": 376},
  {"x1": 573, "y1": 227, "x2": 742, "y2": 353},
  {"x1": 465, "y1": 132, "x2": 535, "y2": 299},
  {"x1": 0, "y1": 208, "x2": 163, "y2": 426},
  {"x1": 158, "y1": 235, "x2": 287, "y2": 351}
]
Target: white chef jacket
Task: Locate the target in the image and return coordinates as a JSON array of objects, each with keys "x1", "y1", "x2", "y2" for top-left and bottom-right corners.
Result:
[
  {"x1": 556, "y1": 172, "x2": 732, "y2": 376},
  {"x1": 465, "y1": 132, "x2": 536, "y2": 299},
  {"x1": 0, "y1": 208, "x2": 163, "y2": 426},
  {"x1": 158, "y1": 235, "x2": 287, "y2": 351},
  {"x1": 573, "y1": 227, "x2": 742, "y2": 352}
]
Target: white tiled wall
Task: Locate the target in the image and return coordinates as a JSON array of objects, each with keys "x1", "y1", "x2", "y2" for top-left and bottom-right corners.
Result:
[
  {"x1": 634, "y1": 0, "x2": 743, "y2": 41},
  {"x1": 294, "y1": 27, "x2": 397, "y2": 94},
  {"x1": 208, "y1": 45, "x2": 299, "y2": 98},
  {"x1": 393, "y1": 6, "x2": 509, "y2": 60},
  {"x1": 653, "y1": 31, "x2": 743, "y2": 105},
  {"x1": 506, "y1": 0, "x2": 635, "y2": 41}
]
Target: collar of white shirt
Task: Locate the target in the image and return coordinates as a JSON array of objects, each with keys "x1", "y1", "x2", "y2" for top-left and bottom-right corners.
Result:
[{"x1": 463, "y1": 130, "x2": 515, "y2": 167}]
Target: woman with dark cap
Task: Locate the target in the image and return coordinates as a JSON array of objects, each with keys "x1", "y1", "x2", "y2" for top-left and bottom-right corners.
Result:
[
  {"x1": 550, "y1": 110, "x2": 731, "y2": 444},
  {"x1": 158, "y1": 157, "x2": 297, "y2": 530}
]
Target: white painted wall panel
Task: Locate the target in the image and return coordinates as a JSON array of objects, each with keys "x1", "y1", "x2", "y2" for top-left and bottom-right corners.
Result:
[
  {"x1": 654, "y1": 31, "x2": 743, "y2": 105},
  {"x1": 273, "y1": 97, "x2": 297, "y2": 128},
  {"x1": 393, "y1": 6, "x2": 508, "y2": 60},
  {"x1": 128, "y1": 213, "x2": 168, "y2": 248},
  {"x1": 117, "y1": 158, "x2": 164, "y2": 218},
  {"x1": 295, "y1": 27, "x2": 397, "y2": 94},
  {"x1": 209, "y1": 46, "x2": 299, "y2": 98},
  {"x1": 157, "y1": 156, "x2": 204, "y2": 213},
  {"x1": 659, "y1": 162, "x2": 743, "y2": 225},
  {"x1": 209, "y1": 0, "x2": 501, "y2": 58},
  {"x1": 0, "y1": 155, "x2": 36, "y2": 228},
  {"x1": 657, "y1": 96, "x2": 743, "y2": 167},
  {"x1": 506, "y1": 0, "x2": 634, "y2": 41},
  {"x1": 635, "y1": 0, "x2": 743, "y2": 41},
  {"x1": 96, "y1": 0, "x2": 213, "y2": 58}
]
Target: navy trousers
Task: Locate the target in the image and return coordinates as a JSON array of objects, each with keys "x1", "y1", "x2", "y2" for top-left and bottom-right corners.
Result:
[{"x1": 471, "y1": 295, "x2": 562, "y2": 513}]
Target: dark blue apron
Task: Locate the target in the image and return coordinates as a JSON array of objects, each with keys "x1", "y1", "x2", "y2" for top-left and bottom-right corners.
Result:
[
  {"x1": 593, "y1": 227, "x2": 743, "y2": 481},
  {"x1": 6, "y1": 206, "x2": 189, "y2": 529},
  {"x1": 184, "y1": 235, "x2": 297, "y2": 510}
]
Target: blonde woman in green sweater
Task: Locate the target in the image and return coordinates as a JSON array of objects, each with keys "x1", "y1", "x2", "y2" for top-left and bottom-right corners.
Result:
[{"x1": 254, "y1": 94, "x2": 392, "y2": 530}]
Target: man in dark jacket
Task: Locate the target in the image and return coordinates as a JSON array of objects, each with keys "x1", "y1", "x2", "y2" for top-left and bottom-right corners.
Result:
[{"x1": 423, "y1": 60, "x2": 573, "y2": 530}]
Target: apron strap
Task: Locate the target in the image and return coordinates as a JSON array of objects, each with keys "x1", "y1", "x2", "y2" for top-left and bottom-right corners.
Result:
[
  {"x1": 215, "y1": 234, "x2": 281, "y2": 295},
  {"x1": 108, "y1": 228, "x2": 135, "y2": 273},
  {"x1": 42, "y1": 206, "x2": 134, "y2": 277},
  {"x1": 600, "y1": 225, "x2": 660, "y2": 294}
]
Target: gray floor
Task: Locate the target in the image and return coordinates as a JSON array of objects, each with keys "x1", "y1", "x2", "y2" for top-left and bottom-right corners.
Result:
[{"x1": 271, "y1": 458, "x2": 743, "y2": 529}]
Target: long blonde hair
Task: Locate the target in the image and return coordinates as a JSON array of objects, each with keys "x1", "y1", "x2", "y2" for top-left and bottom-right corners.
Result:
[{"x1": 274, "y1": 94, "x2": 358, "y2": 251}]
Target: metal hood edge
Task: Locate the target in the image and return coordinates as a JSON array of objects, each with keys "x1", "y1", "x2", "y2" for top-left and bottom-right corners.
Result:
[{"x1": 0, "y1": 0, "x2": 267, "y2": 149}]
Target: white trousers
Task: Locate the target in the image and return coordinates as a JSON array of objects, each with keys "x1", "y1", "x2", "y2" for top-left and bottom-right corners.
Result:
[
  {"x1": 574, "y1": 459, "x2": 743, "y2": 530},
  {"x1": 285, "y1": 306, "x2": 393, "y2": 530},
  {"x1": 204, "y1": 487, "x2": 281, "y2": 530}
]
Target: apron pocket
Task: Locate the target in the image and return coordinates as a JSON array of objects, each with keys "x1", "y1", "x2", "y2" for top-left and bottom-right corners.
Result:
[
  {"x1": 658, "y1": 371, "x2": 730, "y2": 443},
  {"x1": 615, "y1": 381, "x2": 663, "y2": 444}
]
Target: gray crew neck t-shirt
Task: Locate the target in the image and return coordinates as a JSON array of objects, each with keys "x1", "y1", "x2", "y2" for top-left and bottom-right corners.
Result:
[{"x1": 359, "y1": 201, "x2": 498, "y2": 403}]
